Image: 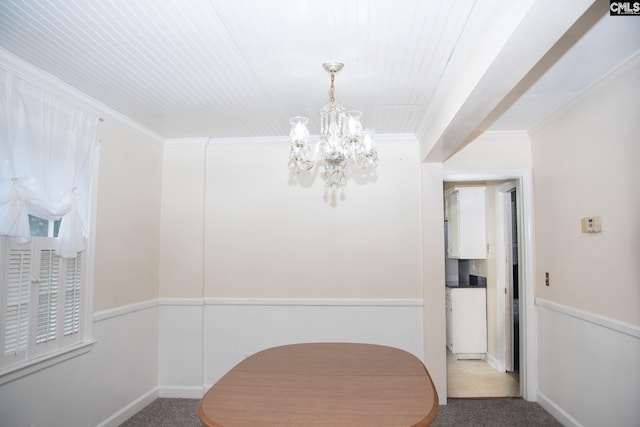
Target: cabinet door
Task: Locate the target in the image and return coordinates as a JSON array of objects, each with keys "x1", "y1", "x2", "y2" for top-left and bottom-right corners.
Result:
[
  {"x1": 445, "y1": 187, "x2": 486, "y2": 259},
  {"x1": 449, "y1": 288, "x2": 487, "y2": 355},
  {"x1": 446, "y1": 191, "x2": 460, "y2": 258},
  {"x1": 457, "y1": 187, "x2": 486, "y2": 259}
]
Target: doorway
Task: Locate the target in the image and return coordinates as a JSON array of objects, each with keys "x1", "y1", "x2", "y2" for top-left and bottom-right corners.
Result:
[
  {"x1": 444, "y1": 175, "x2": 531, "y2": 399},
  {"x1": 507, "y1": 188, "x2": 520, "y2": 373},
  {"x1": 496, "y1": 181, "x2": 521, "y2": 377}
]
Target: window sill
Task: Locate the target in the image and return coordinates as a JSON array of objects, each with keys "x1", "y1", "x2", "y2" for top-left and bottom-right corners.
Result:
[{"x1": 0, "y1": 340, "x2": 97, "y2": 386}]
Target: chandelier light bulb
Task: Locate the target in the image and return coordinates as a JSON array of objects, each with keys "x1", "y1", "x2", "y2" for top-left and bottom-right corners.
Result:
[{"x1": 289, "y1": 116, "x2": 309, "y2": 146}]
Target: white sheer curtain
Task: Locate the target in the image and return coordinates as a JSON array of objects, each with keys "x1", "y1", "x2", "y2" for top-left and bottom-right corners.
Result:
[{"x1": 0, "y1": 69, "x2": 99, "y2": 258}]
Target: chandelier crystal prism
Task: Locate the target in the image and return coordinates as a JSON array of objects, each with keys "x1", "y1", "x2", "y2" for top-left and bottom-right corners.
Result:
[{"x1": 288, "y1": 62, "x2": 377, "y2": 188}]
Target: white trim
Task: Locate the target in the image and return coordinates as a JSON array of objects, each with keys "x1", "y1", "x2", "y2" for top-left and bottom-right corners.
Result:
[
  {"x1": 0, "y1": 47, "x2": 165, "y2": 146},
  {"x1": 164, "y1": 137, "x2": 210, "y2": 147},
  {"x1": 365, "y1": 133, "x2": 417, "y2": 142},
  {"x1": 203, "y1": 133, "x2": 417, "y2": 146},
  {"x1": 92, "y1": 299, "x2": 158, "y2": 323},
  {"x1": 443, "y1": 168, "x2": 536, "y2": 401},
  {"x1": 204, "y1": 297, "x2": 423, "y2": 307},
  {"x1": 484, "y1": 352, "x2": 500, "y2": 372},
  {"x1": 158, "y1": 385, "x2": 205, "y2": 399},
  {"x1": 159, "y1": 297, "x2": 421, "y2": 309},
  {"x1": 494, "y1": 181, "x2": 518, "y2": 374},
  {"x1": 83, "y1": 140, "x2": 101, "y2": 353},
  {"x1": 444, "y1": 169, "x2": 529, "y2": 182},
  {"x1": 493, "y1": 184, "x2": 508, "y2": 373},
  {"x1": 536, "y1": 298, "x2": 640, "y2": 339},
  {"x1": 206, "y1": 136, "x2": 287, "y2": 145},
  {"x1": 0, "y1": 340, "x2": 97, "y2": 386},
  {"x1": 96, "y1": 387, "x2": 159, "y2": 427},
  {"x1": 531, "y1": 50, "x2": 640, "y2": 135},
  {"x1": 158, "y1": 298, "x2": 204, "y2": 307},
  {"x1": 537, "y1": 391, "x2": 583, "y2": 427}
]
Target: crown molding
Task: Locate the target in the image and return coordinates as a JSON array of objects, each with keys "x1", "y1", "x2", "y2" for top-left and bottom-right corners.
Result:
[
  {"x1": 0, "y1": 47, "x2": 165, "y2": 146},
  {"x1": 164, "y1": 133, "x2": 419, "y2": 147},
  {"x1": 372, "y1": 133, "x2": 418, "y2": 142},
  {"x1": 208, "y1": 136, "x2": 289, "y2": 145},
  {"x1": 531, "y1": 50, "x2": 640, "y2": 135},
  {"x1": 164, "y1": 137, "x2": 211, "y2": 148}
]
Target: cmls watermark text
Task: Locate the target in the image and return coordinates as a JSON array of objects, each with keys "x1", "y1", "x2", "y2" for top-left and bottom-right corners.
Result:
[{"x1": 610, "y1": 1, "x2": 640, "y2": 15}]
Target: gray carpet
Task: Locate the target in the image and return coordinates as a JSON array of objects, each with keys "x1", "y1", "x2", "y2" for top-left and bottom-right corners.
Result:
[{"x1": 121, "y1": 397, "x2": 561, "y2": 426}]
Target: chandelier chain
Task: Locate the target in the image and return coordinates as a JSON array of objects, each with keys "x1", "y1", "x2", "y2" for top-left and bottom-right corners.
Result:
[{"x1": 328, "y1": 71, "x2": 335, "y2": 103}]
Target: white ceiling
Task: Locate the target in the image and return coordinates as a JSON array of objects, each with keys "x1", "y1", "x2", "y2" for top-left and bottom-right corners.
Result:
[{"x1": 0, "y1": 0, "x2": 638, "y2": 161}]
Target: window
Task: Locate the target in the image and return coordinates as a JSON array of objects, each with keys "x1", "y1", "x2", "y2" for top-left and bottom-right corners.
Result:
[
  {"x1": 0, "y1": 69, "x2": 99, "y2": 380},
  {"x1": 0, "y1": 216, "x2": 87, "y2": 372}
]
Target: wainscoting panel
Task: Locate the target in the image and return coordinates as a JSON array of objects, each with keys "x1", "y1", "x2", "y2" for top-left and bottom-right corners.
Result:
[
  {"x1": 0, "y1": 301, "x2": 159, "y2": 427},
  {"x1": 202, "y1": 298, "x2": 424, "y2": 387},
  {"x1": 536, "y1": 299, "x2": 640, "y2": 427},
  {"x1": 158, "y1": 299, "x2": 205, "y2": 398}
]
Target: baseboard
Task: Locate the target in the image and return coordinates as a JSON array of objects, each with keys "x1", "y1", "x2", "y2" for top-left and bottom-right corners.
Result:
[
  {"x1": 484, "y1": 352, "x2": 502, "y2": 372},
  {"x1": 159, "y1": 385, "x2": 205, "y2": 399},
  {"x1": 96, "y1": 387, "x2": 158, "y2": 427},
  {"x1": 453, "y1": 353, "x2": 485, "y2": 360},
  {"x1": 537, "y1": 391, "x2": 583, "y2": 427}
]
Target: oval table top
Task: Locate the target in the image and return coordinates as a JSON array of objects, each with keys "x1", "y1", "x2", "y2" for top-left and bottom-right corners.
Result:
[{"x1": 198, "y1": 342, "x2": 438, "y2": 427}]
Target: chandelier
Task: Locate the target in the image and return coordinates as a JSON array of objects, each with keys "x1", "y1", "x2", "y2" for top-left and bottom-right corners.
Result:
[{"x1": 288, "y1": 62, "x2": 377, "y2": 188}]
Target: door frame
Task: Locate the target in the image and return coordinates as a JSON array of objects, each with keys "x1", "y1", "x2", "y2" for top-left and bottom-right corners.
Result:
[
  {"x1": 443, "y1": 169, "x2": 537, "y2": 401},
  {"x1": 495, "y1": 181, "x2": 518, "y2": 374}
]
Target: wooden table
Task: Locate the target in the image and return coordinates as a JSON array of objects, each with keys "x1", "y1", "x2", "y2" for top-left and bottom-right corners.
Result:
[{"x1": 198, "y1": 343, "x2": 438, "y2": 426}]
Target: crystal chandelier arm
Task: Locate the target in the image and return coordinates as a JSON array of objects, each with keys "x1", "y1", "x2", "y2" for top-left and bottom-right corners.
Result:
[
  {"x1": 317, "y1": 137, "x2": 331, "y2": 153},
  {"x1": 349, "y1": 130, "x2": 378, "y2": 170},
  {"x1": 310, "y1": 138, "x2": 324, "y2": 162}
]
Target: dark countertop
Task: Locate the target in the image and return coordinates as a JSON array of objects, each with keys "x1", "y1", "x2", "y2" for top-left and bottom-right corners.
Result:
[{"x1": 446, "y1": 282, "x2": 487, "y2": 288}]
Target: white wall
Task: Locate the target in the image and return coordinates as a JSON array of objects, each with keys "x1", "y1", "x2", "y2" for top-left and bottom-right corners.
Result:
[
  {"x1": 421, "y1": 163, "x2": 447, "y2": 404},
  {"x1": 444, "y1": 131, "x2": 532, "y2": 171},
  {"x1": 159, "y1": 141, "x2": 206, "y2": 299},
  {"x1": 536, "y1": 300, "x2": 640, "y2": 427},
  {"x1": 531, "y1": 54, "x2": 640, "y2": 325},
  {"x1": 157, "y1": 298, "x2": 424, "y2": 398},
  {"x1": 93, "y1": 120, "x2": 163, "y2": 311},
  {"x1": 158, "y1": 135, "x2": 430, "y2": 397},
  {"x1": 203, "y1": 137, "x2": 423, "y2": 299},
  {"x1": 531, "y1": 53, "x2": 640, "y2": 426}
]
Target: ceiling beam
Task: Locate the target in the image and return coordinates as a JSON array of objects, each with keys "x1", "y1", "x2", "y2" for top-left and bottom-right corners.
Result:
[{"x1": 418, "y1": 0, "x2": 596, "y2": 163}]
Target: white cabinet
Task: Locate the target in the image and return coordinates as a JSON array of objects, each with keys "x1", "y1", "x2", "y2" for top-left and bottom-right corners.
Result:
[
  {"x1": 445, "y1": 186, "x2": 486, "y2": 259},
  {"x1": 446, "y1": 287, "x2": 487, "y2": 358}
]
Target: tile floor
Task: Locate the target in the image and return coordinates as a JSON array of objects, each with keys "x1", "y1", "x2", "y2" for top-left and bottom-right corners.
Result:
[{"x1": 447, "y1": 350, "x2": 520, "y2": 398}]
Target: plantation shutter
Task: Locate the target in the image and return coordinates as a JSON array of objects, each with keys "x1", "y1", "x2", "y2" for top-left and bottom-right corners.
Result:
[
  {"x1": 36, "y1": 249, "x2": 59, "y2": 345},
  {"x1": 63, "y1": 252, "x2": 82, "y2": 338},
  {"x1": 31, "y1": 242, "x2": 84, "y2": 355},
  {"x1": 3, "y1": 247, "x2": 31, "y2": 362},
  {"x1": 1, "y1": 237, "x2": 86, "y2": 368}
]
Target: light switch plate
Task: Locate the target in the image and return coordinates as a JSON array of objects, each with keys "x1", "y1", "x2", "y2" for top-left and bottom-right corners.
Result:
[{"x1": 581, "y1": 216, "x2": 601, "y2": 233}]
